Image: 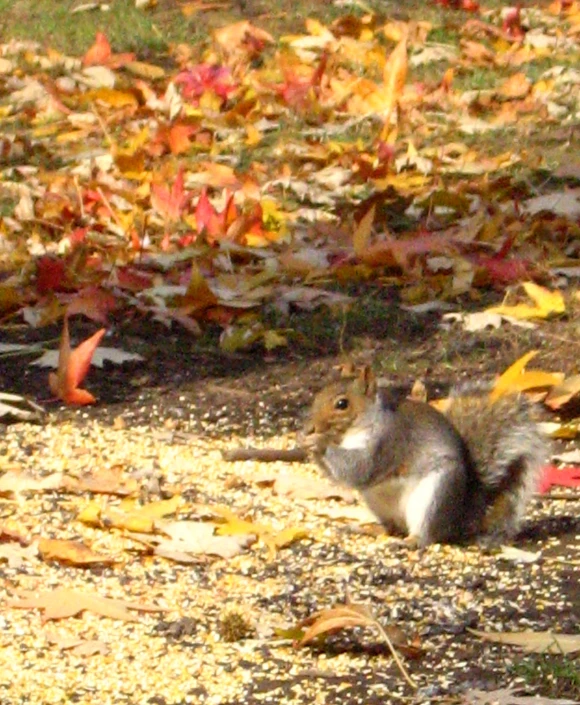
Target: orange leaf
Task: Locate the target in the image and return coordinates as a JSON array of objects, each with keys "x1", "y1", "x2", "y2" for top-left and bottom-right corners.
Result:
[
  {"x1": 37, "y1": 538, "x2": 114, "y2": 566},
  {"x1": 48, "y1": 318, "x2": 105, "y2": 406},
  {"x1": 150, "y1": 168, "x2": 190, "y2": 222},
  {"x1": 82, "y1": 32, "x2": 112, "y2": 67},
  {"x1": 353, "y1": 205, "x2": 376, "y2": 258}
]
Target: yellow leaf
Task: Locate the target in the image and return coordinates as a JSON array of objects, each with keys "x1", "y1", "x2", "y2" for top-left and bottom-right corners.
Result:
[
  {"x1": 379, "y1": 35, "x2": 408, "y2": 134},
  {"x1": 491, "y1": 351, "x2": 537, "y2": 400},
  {"x1": 125, "y1": 61, "x2": 165, "y2": 80},
  {"x1": 487, "y1": 282, "x2": 565, "y2": 320},
  {"x1": 131, "y1": 495, "x2": 184, "y2": 520},
  {"x1": 523, "y1": 282, "x2": 566, "y2": 315},
  {"x1": 245, "y1": 123, "x2": 262, "y2": 146},
  {"x1": 271, "y1": 527, "x2": 308, "y2": 549}
]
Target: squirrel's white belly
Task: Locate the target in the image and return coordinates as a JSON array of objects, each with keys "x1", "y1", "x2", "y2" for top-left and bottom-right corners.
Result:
[
  {"x1": 403, "y1": 472, "x2": 440, "y2": 537},
  {"x1": 340, "y1": 428, "x2": 371, "y2": 450}
]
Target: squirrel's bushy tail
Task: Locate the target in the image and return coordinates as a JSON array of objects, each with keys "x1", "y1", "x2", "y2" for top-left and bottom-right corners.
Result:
[{"x1": 446, "y1": 390, "x2": 549, "y2": 539}]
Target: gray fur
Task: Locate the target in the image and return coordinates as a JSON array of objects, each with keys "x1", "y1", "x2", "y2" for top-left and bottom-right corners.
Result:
[{"x1": 319, "y1": 388, "x2": 549, "y2": 545}]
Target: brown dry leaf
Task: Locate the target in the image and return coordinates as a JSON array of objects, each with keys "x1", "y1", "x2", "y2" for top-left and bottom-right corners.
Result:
[
  {"x1": 544, "y1": 375, "x2": 580, "y2": 410},
  {"x1": 469, "y1": 629, "x2": 580, "y2": 654},
  {"x1": 7, "y1": 588, "x2": 165, "y2": 623},
  {"x1": 296, "y1": 603, "x2": 419, "y2": 662},
  {"x1": 70, "y1": 466, "x2": 139, "y2": 496},
  {"x1": 297, "y1": 604, "x2": 376, "y2": 645},
  {"x1": 37, "y1": 538, "x2": 115, "y2": 566},
  {"x1": 352, "y1": 204, "x2": 376, "y2": 258}
]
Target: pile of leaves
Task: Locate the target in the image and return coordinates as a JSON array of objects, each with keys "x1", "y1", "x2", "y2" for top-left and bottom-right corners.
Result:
[{"x1": 0, "y1": 2, "x2": 578, "y2": 354}]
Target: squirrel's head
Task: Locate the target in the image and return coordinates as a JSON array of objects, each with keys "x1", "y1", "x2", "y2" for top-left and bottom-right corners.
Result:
[{"x1": 301, "y1": 365, "x2": 377, "y2": 452}]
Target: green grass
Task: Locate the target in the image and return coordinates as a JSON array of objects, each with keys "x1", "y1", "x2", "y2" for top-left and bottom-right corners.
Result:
[
  {"x1": 0, "y1": 0, "x2": 174, "y2": 56},
  {"x1": 511, "y1": 654, "x2": 580, "y2": 701},
  {"x1": 0, "y1": 0, "x2": 360, "y2": 57}
]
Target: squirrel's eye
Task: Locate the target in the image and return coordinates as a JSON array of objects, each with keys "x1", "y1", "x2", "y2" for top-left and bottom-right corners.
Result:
[{"x1": 334, "y1": 397, "x2": 349, "y2": 411}]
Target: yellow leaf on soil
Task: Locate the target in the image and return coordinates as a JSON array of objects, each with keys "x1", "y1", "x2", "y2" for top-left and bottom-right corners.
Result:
[{"x1": 487, "y1": 282, "x2": 565, "y2": 320}]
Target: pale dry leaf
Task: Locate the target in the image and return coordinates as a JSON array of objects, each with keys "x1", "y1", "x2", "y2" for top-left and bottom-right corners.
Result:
[
  {"x1": 7, "y1": 588, "x2": 165, "y2": 623},
  {"x1": 0, "y1": 392, "x2": 46, "y2": 423},
  {"x1": 552, "y1": 449, "x2": 580, "y2": 464},
  {"x1": 464, "y1": 687, "x2": 579, "y2": 705},
  {"x1": 44, "y1": 630, "x2": 110, "y2": 656},
  {"x1": 469, "y1": 629, "x2": 580, "y2": 654},
  {"x1": 155, "y1": 520, "x2": 254, "y2": 559},
  {"x1": 0, "y1": 542, "x2": 38, "y2": 568},
  {"x1": 498, "y1": 546, "x2": 541, "y2": 563},
  {"x1": 273, "y1": 473, "x2": 355, "y2": 502},
  {"x1": 0, "y1": 470, "x2": 64, "y2": 497},
  {"x1": 313, "y1": 504, "x2": 380, "y2": 524},
  {"x1": 522, "y1": 188, "x2": 580, "y2": 218},
  {"x1": 32, "y1": 347, "x2": 144, "y2": 369}
]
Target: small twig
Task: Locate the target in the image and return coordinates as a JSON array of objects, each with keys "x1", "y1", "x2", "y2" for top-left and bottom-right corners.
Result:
[
  {"x1": 221, "y1": 447, "x2": 308, "y2": 463},
  {"x1": 373, "y1": 618, "x2": 417, "y2": 691}
]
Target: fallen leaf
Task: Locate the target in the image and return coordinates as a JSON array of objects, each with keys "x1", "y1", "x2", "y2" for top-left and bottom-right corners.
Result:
[
  {"x1": 0, "y1": 542, "x2": 38, "y2": 568},
  {"x1": 7, "y1": 588, "x2": 165, "y2": 623},
  {"x1": 45, "y1": 631, "x2": 110, "y2": 657},
  {"x1": 491, "y1": 352, "x2": 563, "y2": 400},
  {"x1": 0, "y1": 393, "x2": 46, "y2": 424},
  {"x1": 498, "y1": 546, "x2": 541, "y2": 563},
  {"x1": 37, "y1": 538, "x2": 115, "y2": 566},
  {"x1": 154, "y1": 520, "x2": 254, "y2": 560},
  {"x1": 544, "y1": 375, "x2": 580, "y2": 410},
  {"x1": 465, "y1": 687, "x2": 579, "y2": 705},
  {"x1": 487, "y1": 282, "x2": 566, "y2": 320},
  {"x1": 468, "y1": 629, "x2": 580, "y2": 654},
  {"x1": 297, "y1": 604, "x2": 376, "y2": 645},
  {"x1": 48, "y1": 318, "x2": 106, "y2": 405},
  {"x1": 537, "y1": 465, "x2": 580, "y2": 493},
  {"x1": 33, "y1": 347, "x2": 144, "y2": 369},
  {"x1": 0, "y1": 470, "x2": 65, "y2": 497},
  {"x1": 271, "y1": 473, "x2": 355, "y2": 502}
]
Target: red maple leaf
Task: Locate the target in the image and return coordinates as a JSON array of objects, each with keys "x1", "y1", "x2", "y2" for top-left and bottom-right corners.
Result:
[
  {"x1": 174, "y1": 64, "x2": 237, "y2": 105},
  {"x1": 537, "y1": 465, "x2": 580, "y2": 494},
  {"x1": 36, "y1": 257, "x2": 67, "y2": 295},
  {"x1": 48, "y1": 318, "x2": 106, "y2": 406},
  {"x1": 195, "y1": 188, "x2": 238, "y2": 241},
  {"x1": 503, "y1": 6, "x2": 526, "y2": 40}
]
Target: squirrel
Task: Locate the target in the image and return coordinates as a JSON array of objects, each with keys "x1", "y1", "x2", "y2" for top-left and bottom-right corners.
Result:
[{"x1": 302, "y1": 365, "x2": 548, "y2": 547}]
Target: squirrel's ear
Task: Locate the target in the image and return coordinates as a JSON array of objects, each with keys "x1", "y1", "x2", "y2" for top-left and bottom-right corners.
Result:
[
  {"x1": 353, "y1": 365, "x2": 377, "y2": 396},
  {"x1": 336, "y1": 360, "x2": 357, "y2": 378}
]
